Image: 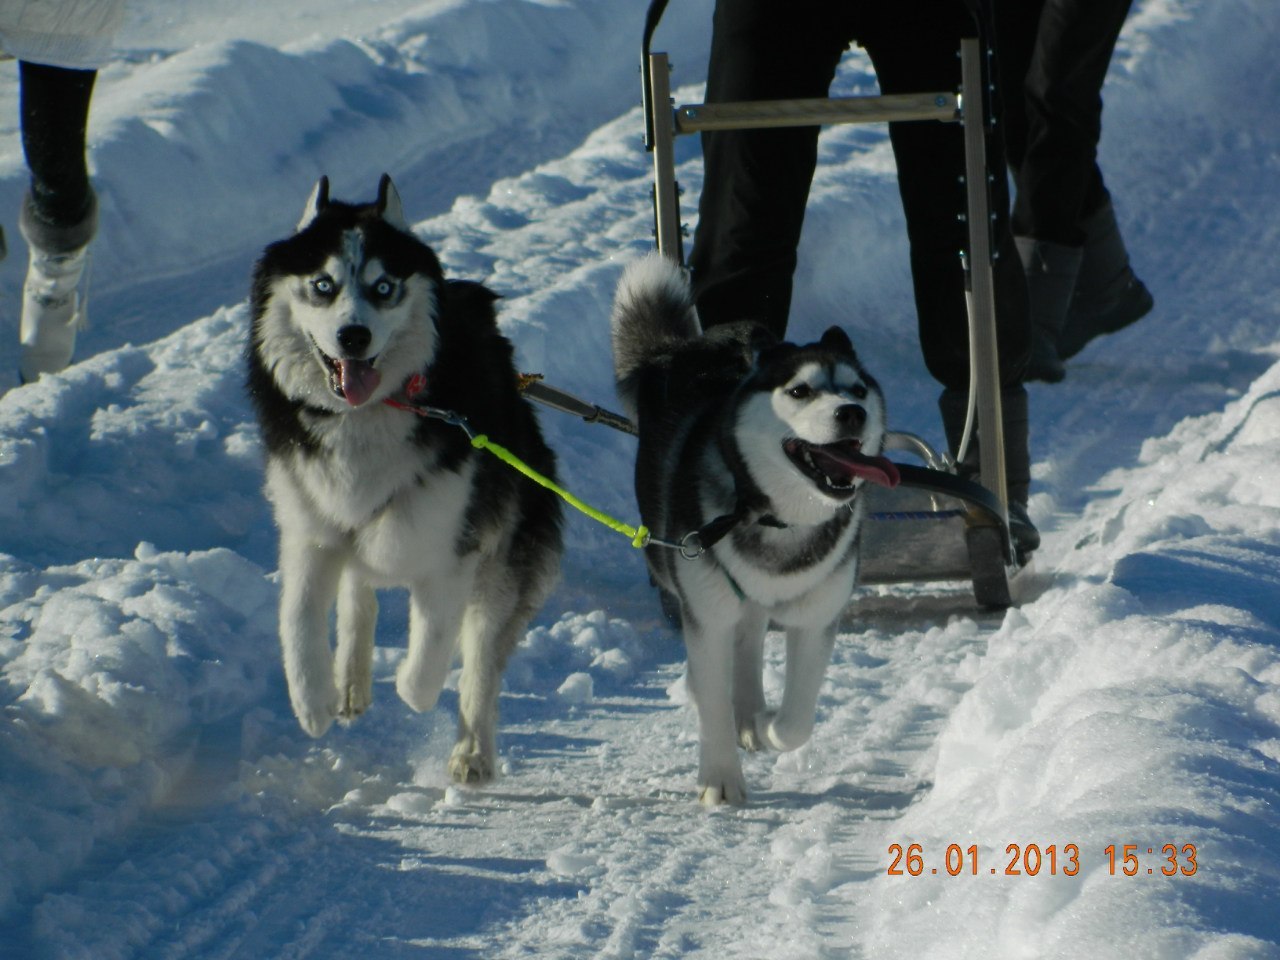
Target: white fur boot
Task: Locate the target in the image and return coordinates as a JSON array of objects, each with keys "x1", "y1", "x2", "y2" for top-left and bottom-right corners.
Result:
[{"x1": 18, "y1": 190, "x2": 97, "y2": 382}]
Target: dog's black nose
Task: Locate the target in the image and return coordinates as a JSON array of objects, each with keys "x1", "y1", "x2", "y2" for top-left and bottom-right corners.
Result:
[
  {"x1": 336, "y1": 324, "x2": 372, "y2": 357},
  {"x1": 834, "y1": 404, "x2": 866, "y2": 430}
]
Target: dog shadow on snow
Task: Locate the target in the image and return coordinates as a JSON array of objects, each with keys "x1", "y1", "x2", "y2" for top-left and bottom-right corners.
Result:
[{"x1": 744, "y1": 774, "x2": 927, "y2": 818}]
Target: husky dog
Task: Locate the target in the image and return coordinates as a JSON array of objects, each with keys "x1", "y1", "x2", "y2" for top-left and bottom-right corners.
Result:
[
  {"x1": 246, "y1": 175, "x2": 562, "y2": 783},
  {"x1": 611, "y1": 254, "x2": 899, "y2": 805}
]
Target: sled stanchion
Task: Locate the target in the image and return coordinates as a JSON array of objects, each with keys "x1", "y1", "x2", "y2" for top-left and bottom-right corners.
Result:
[
  {"x1": 647, "y1": 50, "x2": 682, "y2": 261},
  {"x1": 959, "y1": 37, "x2": 1009, "y2": 536},
  {"x1": 958, "y1": 36, "x2": 1019, "y2": 607},
  {"x1": 641, "y1": 0, "x2": 670, "y2": 151}
]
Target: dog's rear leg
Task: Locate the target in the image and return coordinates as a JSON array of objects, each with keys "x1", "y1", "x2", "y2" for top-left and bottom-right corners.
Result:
[
  {"x1": 278, "y1": 538, "x2": 345, "y2": 737},
  {"x1": 335, "y1": 569, "x2": 377, "y2": 721},
  {"x1": 733, "y1": 607, "x2": 770, "y2": 751},
  {"x1": 757, "y1": 625, "x2": 836, "y2": 751},
  {"x1": 447, "y1": 591, "x2": 533, "y2": 785},
  {"x1": 686, "y1": 621, "x2": 748, "y2": 806},
  {"x1": 397, "y1": 578, "x2": 468, "y2": 714}
]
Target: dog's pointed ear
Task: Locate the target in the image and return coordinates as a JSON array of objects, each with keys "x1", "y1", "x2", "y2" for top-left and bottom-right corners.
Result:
[
  {"x1": 376, "y1": 174, "x2": 409, "y2": 230},
  {"x1": 745, "y1": 322, "x2": 784, "y2": 368},
  {"x1": 297, "y1": 176, "x2": 330, "y2": 232},
  {"x1": 819, "y1": 325, "x2": 856, "y2": 359},
  {"x1": 742, "y1": 321, "x2": 788, "y2": 371},
  {"x1": 747, "y1": 323, "x2": 779, "y2": 357}
]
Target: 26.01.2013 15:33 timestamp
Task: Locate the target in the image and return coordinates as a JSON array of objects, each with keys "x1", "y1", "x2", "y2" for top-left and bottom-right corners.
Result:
[{"x1": 886, "y1": 843, "x2": 1198, "y2": 877}]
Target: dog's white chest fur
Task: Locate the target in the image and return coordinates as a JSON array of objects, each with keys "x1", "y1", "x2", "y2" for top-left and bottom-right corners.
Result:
[
  {"x1": 265, "y1": 406, "x2": 475, "y2": 582},
  {"x1": 717, "y1": 517, "x2": 861, "y2": 623}
]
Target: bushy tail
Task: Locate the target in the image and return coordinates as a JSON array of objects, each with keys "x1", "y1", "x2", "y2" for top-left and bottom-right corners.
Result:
[{"x1": 611, "y1": 253, "x2": 700, "y2": 418}]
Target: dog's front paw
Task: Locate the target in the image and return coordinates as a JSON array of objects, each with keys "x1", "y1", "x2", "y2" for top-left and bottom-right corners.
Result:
[
  {"x1": 290, "y1": 685, "x2": 339, "y2": 738},
  {"x1": 448, "y1": 741, "x2": 495, "y2": 785},
  {"x1": 337, "y1": 681, "x2": 372, "y2": 723},
  {"x1": 697, "y1": 755, "x2": 748, "y2": 806},
  {"x1": 698, "y1": 775, "x2": 748, "y2": 807},
  {"x1": 749, "y1": 709, "x2": 787, "y2": 751},
  {"x1": 395, "y1": 658, "x2": 445, "y2": 713},
  {"x1": 335, "y1": 659, "x2": 373, "y2": 722},
  {"x1": 756, "y1": 710, "x2": 814, "y2": 752},
  {"x1": 738, "y1": 725, "x2": 765, "y2": 752},
  {"x1": 739, "y1": 709, "x2": 778, "y2": 752}
]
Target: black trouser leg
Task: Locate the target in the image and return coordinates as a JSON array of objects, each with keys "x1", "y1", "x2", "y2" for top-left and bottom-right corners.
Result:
[
  {"x1": 994, "y1": 0, "x2": 1133, "y2": 243},
  {"x1": 861, "y1": 5, "x2": 1029, "y2": 389},
  {"x1": 689, "y1": 0, "x2": 1029, "y2": 391},
  {"x1": 688, "y1": 0, "x2": 852, "y2": 338}
]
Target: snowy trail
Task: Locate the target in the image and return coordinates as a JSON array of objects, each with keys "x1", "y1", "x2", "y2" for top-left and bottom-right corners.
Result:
[
  {"x1": 22, "y1": 603, "x2": 977, "y2": 959},
  {"x1": 3, "y1": 0, "x2": 1280, "y2": 956}
]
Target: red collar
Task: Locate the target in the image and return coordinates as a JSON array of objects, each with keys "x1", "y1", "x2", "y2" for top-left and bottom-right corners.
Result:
[{"x1": 384, "y1": 372, "x2": 428, "y2": 411}]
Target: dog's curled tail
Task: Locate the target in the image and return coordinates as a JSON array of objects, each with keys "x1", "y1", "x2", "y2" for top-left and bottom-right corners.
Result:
[{"x1": 611, "y1": 253, "x2": 700, "y2": 418}]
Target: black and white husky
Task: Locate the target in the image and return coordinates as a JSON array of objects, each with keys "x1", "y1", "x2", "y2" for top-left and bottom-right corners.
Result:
[
  {"x1": 611, "y1": 254, "x2": 899, "y2": 805},
  {"x1": 246, "y1": 175, "x2": 562, "y2": 784}
]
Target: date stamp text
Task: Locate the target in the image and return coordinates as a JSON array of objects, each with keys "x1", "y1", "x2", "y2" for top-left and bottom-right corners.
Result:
[{"x1": 886, "y1": 842, "x2": 1199, "y2": 877}]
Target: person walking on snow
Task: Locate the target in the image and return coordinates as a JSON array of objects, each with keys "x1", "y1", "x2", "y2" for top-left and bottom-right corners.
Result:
[
  {"x1": 687, "y1": 0, "x2": 1040, "y2": 557},
  {"x1": 993, "y1": 0, "x2": 1153, "y2": 383},
  {"x1": 1, "y1": 0, "x2": 126, "y2": 383}
]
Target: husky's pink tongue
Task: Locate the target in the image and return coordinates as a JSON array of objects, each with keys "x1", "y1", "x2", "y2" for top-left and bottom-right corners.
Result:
[
  {"x1": 338, "y1": 359, "x2": 381, "y2": 407},
  {"x1": 812, "y1": 447, "x2": 902, "y2": 489}
]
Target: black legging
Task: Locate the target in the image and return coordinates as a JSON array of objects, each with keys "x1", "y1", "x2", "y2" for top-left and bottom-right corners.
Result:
[
  {"x1": 20, "y1": 61, "x2": 97, "y2": 228},
  {"x1": 688, "y1": 0, "x2": 1030, "y2": 391}
]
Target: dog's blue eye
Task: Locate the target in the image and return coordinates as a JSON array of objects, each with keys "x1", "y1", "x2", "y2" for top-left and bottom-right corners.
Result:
[
  {"x1": 312, "y1": 277, "x2": 336, "y2": 297},
  {"x1": 373, "y1": 279, "x2": 395, "y2": 299},
  {"x1": 788, "y1": 384, "x2": 812, "y2": 400}
]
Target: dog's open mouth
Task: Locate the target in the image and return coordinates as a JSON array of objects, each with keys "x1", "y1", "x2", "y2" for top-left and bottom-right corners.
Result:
[
  {"x1": 313, "y1": 342, "x2": 382, "y2": 407},
  {"x1": 783, "y1": 438, "x2": 901, "y2": 493}
]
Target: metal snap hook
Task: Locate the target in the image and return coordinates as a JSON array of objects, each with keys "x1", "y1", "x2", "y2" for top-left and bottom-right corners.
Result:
[{"x1": 679, "y1": 531, "x2": 705, "y2": 560}]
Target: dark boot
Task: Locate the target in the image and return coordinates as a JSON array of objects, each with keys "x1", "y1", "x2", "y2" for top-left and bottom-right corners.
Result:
[
  {"x1": 1016, "y1": 237, "x2": 1082, "y2": 384},
  {"x1": 938, "y1": 386, "x2": 1039, "y2": 559},
  {"x1": 1058, "y1": 201, "x2": 1154, "y2": 360}
]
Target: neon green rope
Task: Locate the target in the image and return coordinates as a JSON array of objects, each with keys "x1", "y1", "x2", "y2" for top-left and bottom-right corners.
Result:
[{"x1": 470, "y1": 434, "x2": 650, "y2": 548}]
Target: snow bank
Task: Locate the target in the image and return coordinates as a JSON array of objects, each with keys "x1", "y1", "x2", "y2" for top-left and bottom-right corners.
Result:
[
  {"x1": 0, "y1": 544, "x2": 276, "y2": 918},
  {"x1": 857, "y1": 358, "x2": 1280, "y2": 957}
]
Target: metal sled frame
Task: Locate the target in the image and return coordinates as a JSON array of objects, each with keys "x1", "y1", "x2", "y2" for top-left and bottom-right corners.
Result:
[{"x1": 641, "y1": 0, "x2": 1026, "y2": 607}]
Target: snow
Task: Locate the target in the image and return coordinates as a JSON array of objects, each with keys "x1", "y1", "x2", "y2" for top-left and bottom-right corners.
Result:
[{"x1": 1, "y1": 0, "x2": 1278, "y2": 956}]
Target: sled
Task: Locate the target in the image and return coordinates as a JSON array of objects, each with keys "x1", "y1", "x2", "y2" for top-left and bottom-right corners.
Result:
[{"x1": 639, "y1": 0, "x2": 1030, "y2": 608}]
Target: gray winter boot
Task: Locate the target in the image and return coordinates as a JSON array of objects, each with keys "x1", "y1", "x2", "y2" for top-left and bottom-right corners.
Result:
[
  {"x1": 939, "y1": 386, "x2": 1039, "y2": 559},
  {"x1": 1016, "y1": 237, "x2": 1082, "y2": 384},
  {"x1": 18, "y1": 189, "x2": 98, "y2": 383},
  {"x1": 1058, "y1": 200, "x2": 1153, "y2": 360}
]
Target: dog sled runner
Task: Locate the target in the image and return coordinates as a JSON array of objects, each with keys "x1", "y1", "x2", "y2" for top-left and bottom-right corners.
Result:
[{"x1": 636, "y1": 0, "x2": 1030, "y2": 608}]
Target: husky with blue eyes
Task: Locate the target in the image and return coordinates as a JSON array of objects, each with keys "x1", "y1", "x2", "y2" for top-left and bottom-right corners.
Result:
[
  {"x1": 246, "y1": 175, "x2": 562, "y2": 784},
  {"x1": 611, "y1": 254, "x2": 900, "y2": 806}
]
